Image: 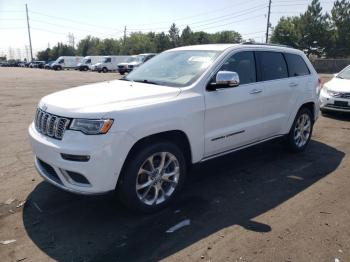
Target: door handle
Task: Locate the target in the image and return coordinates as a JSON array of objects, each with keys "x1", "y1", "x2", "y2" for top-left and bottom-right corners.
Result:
[
  {"x1": 289, "y1": 82, "x2": 298, "y2": 87},
  {"x1": 249, "y1": 89, "x2": 263, "y2": 94}
]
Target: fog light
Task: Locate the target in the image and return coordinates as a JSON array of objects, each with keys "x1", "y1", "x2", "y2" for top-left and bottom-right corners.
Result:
[{"x1": 61, "y1": 153, "x2": 90, "y2": 162}]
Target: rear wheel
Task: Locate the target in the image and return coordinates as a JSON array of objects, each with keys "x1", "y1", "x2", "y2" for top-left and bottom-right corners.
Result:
[
  {"x1": 287, "y1": 107, "x2": 313, "y2": 152},
  {"x1": 118, "y1": 141, "x2": 187, "y2": 213}
]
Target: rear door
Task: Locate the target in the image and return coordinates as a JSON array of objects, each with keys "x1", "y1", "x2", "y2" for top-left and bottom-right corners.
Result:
[
  {"x1": 204, "y1": 51, "x2": 266, "y2": 157},
  {"x1": 255, "y1": 51, "x2": 296, "y2": 137}
]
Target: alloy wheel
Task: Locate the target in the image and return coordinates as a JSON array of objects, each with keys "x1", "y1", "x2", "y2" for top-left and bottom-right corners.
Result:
[
  {"x1": 136, "y1": 152, "x2": 180, "y2": 206},
  {"x1": 293, "y1": 113, "x2": 311, "y2": 148}
]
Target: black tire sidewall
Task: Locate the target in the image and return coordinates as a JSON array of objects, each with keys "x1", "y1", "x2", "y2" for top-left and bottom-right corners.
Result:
[
  {"x1": 288, "y1": 107, "x2": 314, "y2": 152},
  {"x1": 118, "y1": 141, "x2": 187, "y2": 213}
]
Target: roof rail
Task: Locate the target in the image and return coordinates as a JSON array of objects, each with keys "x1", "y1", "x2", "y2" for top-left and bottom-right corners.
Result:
[{"x1": 241, "y1": 42, "x2": 293, "y2": 48}]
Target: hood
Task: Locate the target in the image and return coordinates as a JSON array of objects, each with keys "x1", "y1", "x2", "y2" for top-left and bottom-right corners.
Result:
[
  {"x1": 39, "y1": 80, "x2": 181, "y2": 117},
  {"x1": 325, "y1": 77, "x2": 350, "y2": 92},
  {"x1": 93, "y1": 62, "x2": 102, "y2": 67}
]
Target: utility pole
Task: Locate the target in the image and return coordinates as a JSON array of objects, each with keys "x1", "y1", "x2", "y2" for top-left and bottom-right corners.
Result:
[
  {"x1": 25, "y1": 4, "x2": 33, "y2": 61},
  {"x1": 68, "y1": 33, "x2": 75, "y2": 48},
  {"x1": 123, "y1": 26, "x2": 127, "y2": 48},
  {"x1": 265, "y1": 0, "x2": 272, "y2": 43}
]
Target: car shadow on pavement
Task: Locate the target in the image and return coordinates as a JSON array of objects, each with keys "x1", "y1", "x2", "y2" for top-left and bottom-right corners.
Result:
[
  {"x1": 321, "y1": 111, "x2": 350, "y2": 122},
  {"x1": 23, "y1": 139, "x2": 344, "y2": 262}
]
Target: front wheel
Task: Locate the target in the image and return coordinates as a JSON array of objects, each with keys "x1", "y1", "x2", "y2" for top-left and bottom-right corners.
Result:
[
  {"x1": 102, "y1": 67, "x2": 108, "y2": 73},
  {"x1": 118, "y1": 141, "x2": 187, "y2": 213},
  {"x1": 287, "y1": 107, "x2": 313, "y2": 152}
]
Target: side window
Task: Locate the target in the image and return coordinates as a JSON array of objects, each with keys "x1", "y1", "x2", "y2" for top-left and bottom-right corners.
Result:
[
  {"x1": 284, "y1": 53, "x2": 310, "y2": 77},
  {"x1": 58, "y1": 59, "x2": 64, "y2": 64},
  {"x1": 106, "y1": 58, "x2": 111, "y2": 63},
  {"x1": 219, "y1": 51, "x2": 256, "y2": 85},
  {"x1": 256, "y1": 51, "x2": 288, "y2": 81}
]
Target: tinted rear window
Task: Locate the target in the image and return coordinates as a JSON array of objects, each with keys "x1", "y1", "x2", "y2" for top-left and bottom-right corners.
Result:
[
  {"x1": 256, "y1": 51, "x2": 288, "y2": 81},
  {"x1": 284, "y1": 53, "x2": 310, "y2": 77}
]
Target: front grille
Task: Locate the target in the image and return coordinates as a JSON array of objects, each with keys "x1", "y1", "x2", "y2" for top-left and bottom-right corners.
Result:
[
  {"x1": 332, "y1": 92, "x2": 350, "y2": 99},
  {"x1": 118, "y1": 65, "x2": 126, "y2": 69},
  {"x1": 35, "y1": 108, "x2": 70, "y2": 140}
]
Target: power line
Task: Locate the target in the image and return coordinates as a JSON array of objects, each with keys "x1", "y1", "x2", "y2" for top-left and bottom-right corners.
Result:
[
  {"x1": 29, "y1": 10, "x2": 123, "y2": 32},
  {"x1": 128, "y1": 0, "x2": 262, "y2": 27},
  {"x1": 128, "y1": 3, "x2": 267, "y2": 31},
  {"x1": 193, "y1": 14, "x2": 266, "y2": 31}
]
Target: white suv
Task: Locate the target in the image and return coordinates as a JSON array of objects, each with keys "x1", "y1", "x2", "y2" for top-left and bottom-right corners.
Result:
[{"x1": 29, "y1": 44, "x2": 320, "y2": 212}]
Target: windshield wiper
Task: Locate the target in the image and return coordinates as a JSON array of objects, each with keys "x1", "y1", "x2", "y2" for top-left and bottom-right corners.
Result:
[
  {"x1": 337, "y1": 76, "x2": 343, "y2": 79},
  {"x1": 133, "y1": 79, "x2": 160, "y2": 85}
]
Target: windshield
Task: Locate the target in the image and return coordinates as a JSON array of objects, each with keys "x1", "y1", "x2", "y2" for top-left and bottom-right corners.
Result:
[
  {"x1": 103, "y1": 57, "x2": 111, "y2": 63},
  {"x1": 337, "y1": 66, "x2": 350, "y2": 80},
  {"x1": 125, "y1": 50, "x2": 220, "y2": 87},
  {"x1": 126, "y1": 56, "x2": 138, "y2": 63},
  {"x1": 83, "y1": 58, "x2": 91, "y2": 64}
]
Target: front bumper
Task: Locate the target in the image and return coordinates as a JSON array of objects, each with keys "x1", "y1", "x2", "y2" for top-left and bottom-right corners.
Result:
[
  {"x1": 118, "y1": 68, "x2": 130, "y2": 74},
  {"x1": 28, "y1": 123, "x2": 135, "y2": 194},
  {"x1": 320, "y1": 89, "x2": 350, "y2": 112}
]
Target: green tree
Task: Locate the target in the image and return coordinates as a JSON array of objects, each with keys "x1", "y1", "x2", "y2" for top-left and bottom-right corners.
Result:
[
  {"x1": 299, "y1": 0, "x2": 332, "y2": 57},
  {"x1": 76, "y1": 36, "x2": 100, "y2": 56},
  {"x1": 181, "y1": 26, "x2": 194, "y2": 46},
  {"x1": 36, "y1": 48, "x2": 52, "y2": 61},
  {"x1": 212, "y1": 31, "x2": 242, "y2": 43},
  {"x1": 124, "y1": 32, "x2": 157, "y2": 54},
  {"x1": 49, "y1": 43, "x2": 75, "y2": 60},
  {"x1": 192, "y1": 31, "x2": 211, "y2": 44},
  {"x1": 169, "y1": 23, "x2": 180, "y2": 47},
  {"x1": 271, "y1": 16, "x2": 302, "y2": 48},
  {"x1": 97, "y1": 38, "x2": 121, "y2": 55},
  {"x1": 154, "y1": 32, "x2": 172, "y2": 52},
  {"x1": 330, "y1": 0, "x2": 350, "y2": 57}
]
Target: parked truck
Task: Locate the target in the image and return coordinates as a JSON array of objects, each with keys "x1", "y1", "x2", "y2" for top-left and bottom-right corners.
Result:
[
  {"x1": 117, "y1": 53, "x2": 156, "y2": 75},
  {"x1": 91, "y1": 56, "x2": 130, "y2": 73},
  {"x1": 77, "y1": 56, "x2": 104, "y2": 71},
  {"x1": 51, "y1": 56, "x2": 83, "y2": 70}
]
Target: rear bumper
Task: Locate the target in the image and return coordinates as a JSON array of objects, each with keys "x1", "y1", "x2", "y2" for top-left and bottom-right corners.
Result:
[{"x1": 28, "y1": 123, "x2": 135, "y2": 194}]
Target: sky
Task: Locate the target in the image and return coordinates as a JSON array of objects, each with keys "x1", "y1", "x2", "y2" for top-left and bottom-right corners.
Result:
[{"x1": 0, "y1": 0, "x2": 337, "y2": 60}]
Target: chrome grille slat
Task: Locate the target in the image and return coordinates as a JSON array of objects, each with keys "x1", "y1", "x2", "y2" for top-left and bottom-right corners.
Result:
[
  {"x1": 34, "y1": 108, "x2": 70, "y2": 140},
  {"x1": 333, "y1": 92, "x2": 350, "y2": 99}
]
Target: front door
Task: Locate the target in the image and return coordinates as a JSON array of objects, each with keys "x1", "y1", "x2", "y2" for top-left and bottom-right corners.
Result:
[{"x1": 204, "y1": 51, "x2": 266, "y2": 157}]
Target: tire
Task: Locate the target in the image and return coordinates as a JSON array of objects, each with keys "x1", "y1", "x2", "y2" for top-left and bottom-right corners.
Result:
[
  {"x1": 118, "y1": 141, "x2": 187, "y2": 213},
  {"x1": 119, "y1": 72, "x2": 125, "y2": 75},
  {"x1": 287, "y1": 107, "x2": 314, "y2": 153},
  {"x1": 102, "y1": 67, "x2": 108, "y2": 73}
]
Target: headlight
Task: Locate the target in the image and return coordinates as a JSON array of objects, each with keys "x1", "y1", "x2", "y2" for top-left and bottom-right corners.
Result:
[
  {"x1": 69, "y1": 119, "x2": 113, "y2": 135},
  {"x1": 324, "y1": 86, "x2": 340, "y2": 97}
]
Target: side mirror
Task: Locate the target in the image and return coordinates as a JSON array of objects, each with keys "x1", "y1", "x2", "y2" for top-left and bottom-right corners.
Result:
[{"x1": 208, "y1": 71, "x2": 240, "y2": 91}]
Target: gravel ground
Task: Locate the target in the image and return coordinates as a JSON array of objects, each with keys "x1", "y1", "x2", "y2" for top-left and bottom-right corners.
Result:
[{"x1": 0, "y1": 68, "x2": 349, "y2": 262}]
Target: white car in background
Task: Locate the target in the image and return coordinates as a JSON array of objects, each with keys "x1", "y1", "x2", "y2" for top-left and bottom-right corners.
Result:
[
  {"x1": 29, "y1": 43, "x2": 320, "y2": 212},
  {"x1": 320, "y1": 65, "x2": 350, "y2": 113}
]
